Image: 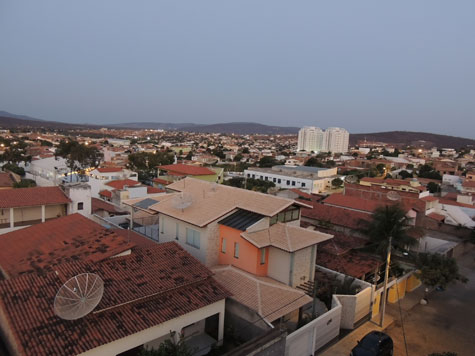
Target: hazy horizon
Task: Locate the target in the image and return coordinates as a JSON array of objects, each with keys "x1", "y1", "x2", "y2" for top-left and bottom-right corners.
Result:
[{"x1": 1, "y1": 1, "x2": 474, "y2": 137}]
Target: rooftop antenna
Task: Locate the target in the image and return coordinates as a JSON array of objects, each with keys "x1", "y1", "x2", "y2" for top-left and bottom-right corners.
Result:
[
  {"x1": 54, "y1": 273, "x2": 104, "y2": 320},
  {"x1": 345, "y1": 175, "x2": 358, "y2": 184},
  {"x1": 172, "y1": 191, "x2": 193, "y2": 212}
]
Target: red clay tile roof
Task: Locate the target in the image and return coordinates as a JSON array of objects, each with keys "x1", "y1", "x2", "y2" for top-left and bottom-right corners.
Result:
[
  {"x1": 299, "y1": 200, "x2": 371, "y2": 230},
  {"x1": 0, "y1": 242, "x2": 229, "y2": 356},
  {"x1": 0, "y1": 214, "x2": 134, "y2": 278},
  {"x1": 96, "y1": 167, "x2": 123, "y2": 173},
  {"x1": 147, "y1": 186, "x2": 165, "y2": 194},
  {"x1": 99, "y1": 189, "x2": 112, "y2": 198},
  {"x1": 91, "y1": 197, "x2": 124, "y2": 214},
  {"x1": 317, "y1": 250, "x2": 381, "y2": 279},
  {"x1": 159, "y1": 164, "x2": 215, "y2": 176},
  {"x1": 105, "y1": 179, "x2": 140, "y2": 189},
  {"x1": 323, "y1": 193, "x2": 382, "y2": 213},
  {"x1": 438, "y1": 198, "x2": 475, "y2": 209},
  {"x1": 152, "y1": 177, "x2": 172, "y2": 185},
  {"x1": 0, "y1": 172, "x2": 15, "y2": 188},
  {"x1": 421, "y1": 196, "x2": 439, "y2": 202},
  {"x1": 428, "y1": 212, "x2": 445, "y2": 222},
  {"x1": 0, "y1": 186, "x2": 71, "y2": 208},
  {"x1": 462, "y1": 180, "x2": 475, "y2": 188}
]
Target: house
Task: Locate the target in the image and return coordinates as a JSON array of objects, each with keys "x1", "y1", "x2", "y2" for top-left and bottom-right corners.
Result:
[
  {"x1": 244, "y1": 165, "x2": 338, "y2": 194},
  {"x1": 98, "y1": 179, "x2": 165, "y2": 206},
  {"x1": 87, "y1": 166, "x2": 138, "y2": 197},
  {"x1": 126, "y1": 177, "x2": 315, "y2": 268},
  {"x1": 157, "y1": 163, "x2": 224, "y2": 184},
  {"x1": 0, "y1": 186, "x2": 71, "y2": 234},
  {"x1": 0, "y1": 242, "x2": 229, "y2": 356}
]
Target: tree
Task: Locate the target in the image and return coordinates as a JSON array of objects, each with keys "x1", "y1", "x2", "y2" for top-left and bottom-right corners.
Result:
[
  {"x1": 55, "y1": 140, "x2": 103, "y2": 181},
  {"x1": 258, "y1": 156, "x2": 277, "y2": 168},
  {"x1": 418, "y1": 164, "x2": 442, "y2": 180},
  {"x1": 427, "y1": 182, "x2": 441, "y2": 194},
  {"x1": 242, "y1": 147, "x2": 250, "y2": 154},
  {"x1": 2, "y1": 163, "x2": 25, "y2": 176},
  {"x1": 331, "y1": 178, "x2": 343, "y2": 188},
  {"x1": 13, "y1": 179, "x2": 36, "y2": 188},
  {"x1": 128, "y1": 151, "x2": 174, "y2": 181},
  {"x1": 399, "y1": 170, "x2": 413, "y2": 179},
  {"x1": 376, "y1": 163, "x2": 386, "y2": 175},
  {"x1": 363, "y1": 205, "x2": 418, "y2": 257},
  {"x1": 305, "y1": 157, "x2": 324, "y2": 167},
  {"x1": 415, "y1": 253, "x2": 467, "y2": 289}
]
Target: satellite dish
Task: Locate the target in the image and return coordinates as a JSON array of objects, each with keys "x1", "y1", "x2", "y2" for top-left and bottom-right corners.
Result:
[
  {"x1": 345, "y1": 175, "x2": 358, "y2": 184},
  {"x1": 387, "y1": 191, "x2": 401, "y2": 201},
  {"x1": 172, "y1": 192, "x2": 193, "y2": 211},
  {"x1": 54, "y1": 273, "x2": 104, "y2": 320}
]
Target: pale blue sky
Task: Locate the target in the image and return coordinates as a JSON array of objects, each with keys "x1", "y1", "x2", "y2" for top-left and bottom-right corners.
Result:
[{"x1": 0, "y1": 1, "x2": 474, "y2": 136}]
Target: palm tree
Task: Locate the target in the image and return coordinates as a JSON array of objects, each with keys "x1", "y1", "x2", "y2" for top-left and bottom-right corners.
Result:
[{"x1": 364, "y1": 204, "x2": 418, "y2": 257}]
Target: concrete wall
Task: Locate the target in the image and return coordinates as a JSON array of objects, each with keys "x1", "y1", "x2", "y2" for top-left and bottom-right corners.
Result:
[
  {"x1": 291, "y1": 247, "x2": 314, "y2": 287},
  {"x1": 267, "y1": 247, "x2": 291, "y2": 286},
  {"x1": 317, "y1": 266, "x2": 373, "y2": 329},
  {"x1": 284, "y1": 295, "x2": 342, "y2": 356},
  {"x1": 79, "y1": 299, "x2": 225, "y2": 356}
]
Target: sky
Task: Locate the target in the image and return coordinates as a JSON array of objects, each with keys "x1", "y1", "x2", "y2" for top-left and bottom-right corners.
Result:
[{"x1": 0, "y1": 1, "x2": 474, "y2": 136}]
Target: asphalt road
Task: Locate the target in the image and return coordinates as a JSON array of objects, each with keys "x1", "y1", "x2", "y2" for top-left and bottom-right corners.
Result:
[{"x1": 385, "y1": 251, "x2": 475, "y2": 356}]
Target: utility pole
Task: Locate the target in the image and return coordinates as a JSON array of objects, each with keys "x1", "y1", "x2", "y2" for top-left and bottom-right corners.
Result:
[{"x1": 379, "y1": 234, "x2": 393, "y2": 327}]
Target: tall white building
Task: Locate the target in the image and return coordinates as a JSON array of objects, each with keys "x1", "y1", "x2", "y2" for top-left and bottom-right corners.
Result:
[
  {"x1": 297, "y1": 127, "x2": 326, "y2": 152},
  {"x1": 297, "y1": 126, "x2": 349, "y2": 153},
  {"x1": 325, "y1": 127, "x2": 349, "y2": 153}
]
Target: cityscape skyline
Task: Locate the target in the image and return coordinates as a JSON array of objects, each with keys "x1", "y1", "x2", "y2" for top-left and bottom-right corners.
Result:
[{"x1": 1, "y1": 1, "x2": 474, "y2": 137}]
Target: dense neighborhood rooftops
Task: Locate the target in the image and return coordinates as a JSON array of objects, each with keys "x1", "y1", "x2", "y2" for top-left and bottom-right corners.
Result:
[
  {"x1": 0, "y1": 242, "x2": 230, "y2": 356},
  {"x1": 0, "y1": 186, "x2": 71, "y2": 208},
  {"x1": 212, "y1": 265, "x2": 312, "y2": 323},
  {"x1": 241, "y1": 222, "x2": 333, "y2": 252},
  {"x1": 317, "y1": 251, "x2": 381, "y2": 279},
  {"x1": 91, "y1": 197, "x2": 123, "y2": 215},
  {"x1": 0, "y1": 214, "x2": 134, "y2": 278},
  {"x1": 99, "y1": 189, "x2": 112, "y2": 198},
  {"x1": 159, "y1": 163, "x2": 216, "y2": 176},
  {"x1": 323, "y1": 193, "x2": 383, "y2": 213},
  {"x1": 150, "y1": 178, "x2": 311, "y2": 227},
  {"x1": 218, "y1": 209, "x2": 265, "y2": 231}
]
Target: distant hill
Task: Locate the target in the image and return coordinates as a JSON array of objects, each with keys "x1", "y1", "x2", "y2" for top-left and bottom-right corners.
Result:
[
  {"x1": 108, "y1": 122, "x2": 201, "y2": 130},
  {"x1": 350, "y1": 131, "x2": 475, "y2": 149},
  {"x1": 0, "y1": 110, "x2": 44, "y2": 122}
]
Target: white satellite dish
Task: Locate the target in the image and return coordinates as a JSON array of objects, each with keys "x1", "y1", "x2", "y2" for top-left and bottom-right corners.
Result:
[
  {"x1": 54, "y1": 273, "x2": 104, "y2": 320},
  {"x1": 387, "y1": 191, "x2": 401, "y2": 201},
  {"x1": 345, "y1": 175, "x2": 358, "y2": 184},
  {"x1": 172, "y1": 192, "x2": 193, "y2": 211}
]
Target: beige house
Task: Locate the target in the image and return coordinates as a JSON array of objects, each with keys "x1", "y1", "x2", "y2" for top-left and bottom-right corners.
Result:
[{"x1": 0, "y1": 186, "x2": 71, "y2": 234}]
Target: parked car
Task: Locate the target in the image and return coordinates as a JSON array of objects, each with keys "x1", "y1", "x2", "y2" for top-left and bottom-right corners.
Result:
[{"x1": 350, "y1": 331, "x2": 393, "y2": 356}]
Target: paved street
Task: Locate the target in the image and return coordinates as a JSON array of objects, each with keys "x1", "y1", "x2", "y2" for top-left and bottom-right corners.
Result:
[
  {"x1": 319, "y1": 250, "x2": 475, "y2": 356},
  {"x1": 385, "y1": 251, "x2": 475, "y2": 356}
]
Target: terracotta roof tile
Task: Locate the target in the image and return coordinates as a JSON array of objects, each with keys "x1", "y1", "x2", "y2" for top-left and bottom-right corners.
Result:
[
  {"x1": 427, "y1": 212, "x2": 445, "y2": 222},
  {"x1": 317, "y1": 251, "x2": 381, "y2": 279},
  {"x1": 323, "y1": 193, "x2": 383, "y2": 213},
  {"x1": 159, "y1": 164, "x2": 216, "y2": 176},
  {"x1": 0, "y1": 172, "x2": 15, "y2": 187},
  {"x1": 99, "y1": 189, "x2": 112, "y2": 198},
  {"x1": 421, "y1": 196, "x2": 439, "y2": 202},
  {"x1": 212, "y1": 265, "x2": 311, "y2": 323},
  {"x1": 241, "y1": 223, "x2": 333, "y2": 252},
  {"x1": 110, "y1": 228, "x2": 158, "y2": 249},
  {"x1": 0, "y1": 214, "x2": 134, "y2": 278},
  {"x1": 91, "y1": 198, "x2": 123, "y2": 214},
  {"x1": 0, "y1": 186, "x2": 71, "y2": 208},
  {"x1": 147, "y1": 186, "x2": 165, "y2": 194},
  {"x1": 0, "y1": 243, "x2": 229, "y2": 356},
  {"x1": 105, "y1": 179, "x2": 140, "y2": 189}
]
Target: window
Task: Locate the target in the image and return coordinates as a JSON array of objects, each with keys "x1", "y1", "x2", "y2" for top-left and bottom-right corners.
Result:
[
  {"x1": 302, "y1": 182, "x2": 306, "y2": 187},
  {"x1": 292, "y1": 181, "x2": 296, "y2": 186},
  {"x1": 234, "y1": 242, "x2": 239, "y2": 258},
  {"x1": 286, "y1": 180, "x2": 290, "y2": 186},
  {"x1": 278, "y1": 212, "x2": 285, "y2": 222},
  {"x1": 247, "y1": 174, "x2": 250, "y2": 178},
  {"x1": 292, "y1": 209, "x2": 299, "y2": 220},
  {"x1": 221, "y1": 238, "x2": 226, "y2": 253},
  {"x1": 186, "y1": 228, "x2": 200, "y2": 249},
  {"x1": 285, "y1": 210, "x2": 293, "y2": 221},
  {"x1": 175, "y1": 223, "x2": 179, "y2": 240},
  {"x1": 260, "y1": 248, "x2": 266, "y2": 264},
  {"x1": 270, "y1": 215, "x2": 278, "y2": 225},
  {"x1": 77, "y1": 202, "x2": 84, "y2": 210},
  {"x1": 278, "y1": 179, "x2": 281, "y2": 184},
  {"x1": 260, "y1": 175, "x2": 263, "y2": 180},
  {"x1": 273, "y1": 178, "x2": 276, "y2": 183},
  {"x1": 252, "y1": 174, "x2": 255, "y2": 179},
  {"x1": 265, "y1": 176, "x2": 268, "y2": 181}
]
